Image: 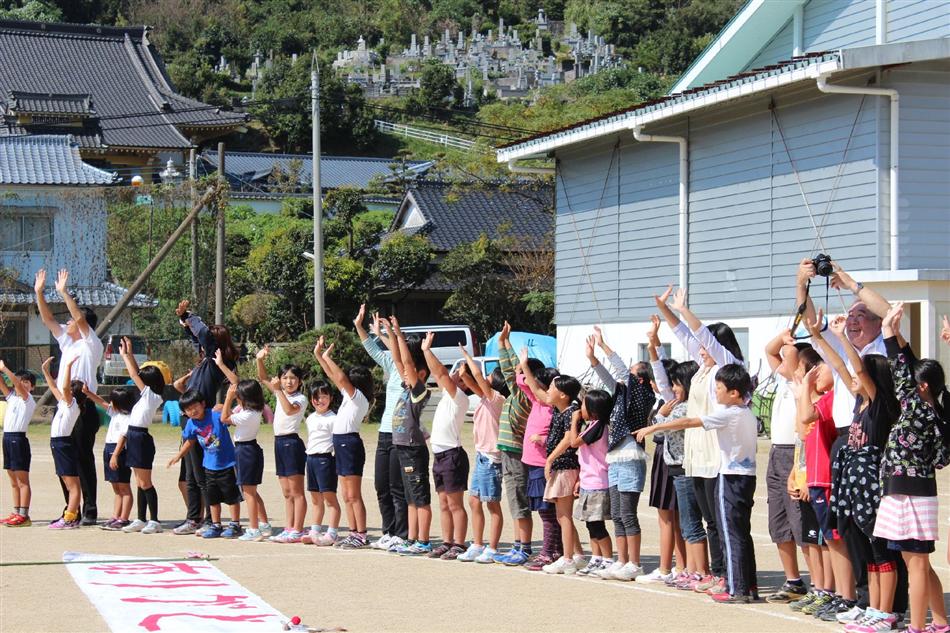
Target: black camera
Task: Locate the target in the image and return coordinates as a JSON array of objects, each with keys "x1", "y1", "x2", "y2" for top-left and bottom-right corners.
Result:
[{"x1": 811, "y1": 253, "x2": 834, "y2": 277}]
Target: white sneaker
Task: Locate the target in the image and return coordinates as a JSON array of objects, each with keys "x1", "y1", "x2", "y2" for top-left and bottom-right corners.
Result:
[
  {"x1": 258, "y1": 522, "x2": 273, "y2": 538},
  {"x1": 576, "y1": 557, "x2": 603, "y2": 576},
  {"x1": 592, "y1": 560, "x2": 623, "y2": 579},
  {"x1": 457, "y1": 543, "x2": 485, "y2": 562},
  {"x1": 572, "y1": 554, "x2": 586, "y2": 568},
  {"x1": 611, "y1": 562, "x2": 644, "y2": 581},
  {"x1": 837, "y1": 605, "x2": 865, "y2": 623},
  {"x1": 122, "y1": 519, "x2": 147, "y2": 533},
  {"x1": 141, "y1": 520, "x2": 162, "y2": 534},
  {"x1": 542, "y1": 556, "x2": 578, "y2": 575},
  {"x1": 475, "y1": 546, "x2": 497, "y2": 564},
  {"x1": 386, "y1": 536, "x2": 406, "y2": 552},
  {"x1": 636, "y1": 567, "x2": 675, "y2": 583},
  {"x1": 372, "y1": 534, "x2": 393, "y2": 550}
]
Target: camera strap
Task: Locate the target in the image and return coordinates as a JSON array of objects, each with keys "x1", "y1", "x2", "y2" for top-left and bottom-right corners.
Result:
[{"x1": 791, "y1": 278, "x2": 830, "y2": 339}]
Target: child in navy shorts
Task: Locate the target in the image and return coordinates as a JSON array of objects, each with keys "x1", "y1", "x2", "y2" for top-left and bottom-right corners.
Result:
[
  {"x1": 0, "y1": 361, "x2": 36, "y2": 527},
  {"x1": 41, "y1": 356, "x2": 84, "y2": 529},
  {"x1": 84, "y1": 385, "x2": 135, "y2": 531},
  {"x1": 168, "y1": 389, "x2": 243, "y2": 539},
  {"x1": 222, "y1": 379, "x2": 271, "y2": 542},
  {"x1": 302, "y1": 381, "x2": 340, "y2": 546}
]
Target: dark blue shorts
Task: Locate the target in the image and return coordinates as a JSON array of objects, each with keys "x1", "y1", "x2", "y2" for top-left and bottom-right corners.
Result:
[
  {"x1": 124, "y1": 426, "x2": 155, "y2": 469},
  {"x1": 526, "y1": 464, "x2": 552, "y2": 511},
  {"x1": 50, "y1": 436, "x2": 79, "y2": 477},
  {"x1": 306, "y1": 452, "x2": 338, "y2": 493},
  {"x1": 2, "y1": 432, "x2": 30, "y2": 472},
  {"x1": 235, "y1": 441, "x2": 264, "y2": 486},
  {"x1": 332, "y1": 433, "x2": 365, "y2": 477},
  {"x1": 808, "y1": 486, "x2": 837, "y2": 542},
  {"x1": 103, "y1": 442, "x2": 131, "y2": 484},
  {"x1": 887, "y1": 538, "x2": 935, "y2": 554},
  {"x1": 274, "y1": 434, "x2": 306, "y2": 477}
]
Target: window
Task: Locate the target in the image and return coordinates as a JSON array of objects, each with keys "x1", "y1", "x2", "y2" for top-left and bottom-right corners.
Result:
[
  {"x1": 638, "y1": 343, "x2": 671, "y2": 362},
  {"x1": 0, "y1": 317, "x2": 26, "y2": 371},
  {"x1": 0, "y1": 207, "x2": 54, "y2": 251}
]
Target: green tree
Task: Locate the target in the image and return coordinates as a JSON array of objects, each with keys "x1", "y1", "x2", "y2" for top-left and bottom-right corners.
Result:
[
  {"x1": 370, "y1": 233, "x2": 433, "y2": 297},
  {"x1": 417, "y1": 59, "x2": 458, "y2": 112},
  {"x1": 0, "y1": 0, "x2": 63, "y2": 20},
  {"x1": 246, "y1": 221, "x2": 313, "y2": 337},
  {"x1": 324, "y1": 187, "x2": 368, "y2": 256}
]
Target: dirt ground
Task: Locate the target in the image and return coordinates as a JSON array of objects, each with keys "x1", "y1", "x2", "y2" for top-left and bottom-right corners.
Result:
[{"x1": 1, "y1": 421, "x2": 947, "y2": 633}]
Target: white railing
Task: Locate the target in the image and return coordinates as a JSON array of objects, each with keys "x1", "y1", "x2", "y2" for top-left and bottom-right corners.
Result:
[{"x1": 374, "y1": 119, "x2": 478, "y2": 151}]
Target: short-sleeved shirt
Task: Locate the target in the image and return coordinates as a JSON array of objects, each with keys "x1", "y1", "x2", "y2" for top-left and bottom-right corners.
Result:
[
  {"x1": 333, "y1": 388, "x2": 369, "y2": 435},
  {"x1": 847, "y1": 394, "x2": 892, "y2": 451},
  {"x1": 126, "y1": 386, "x2": 163, "y2": 429},
  {"x1": 273, "y1": 392, "x2": 307, "y2": 436},
  {"x1": 104, "y1": 408, "x2": 130, "y2": 444},
  {"x1": 392, "y1": 381, "x2": 430, "y2": 447},
  {"x1": 817, "y1": 332, "x2": 885, "y2": 428},
  {"x1": 182, "y1": 410, "x2": 235, "y2": 470},
  {"x1": 473, "y1": 391, "x2": 503, "y2": 462},
  {"x1": 701, "y1": 404, "x2": 758, "y2": 476},
  {"x1": 431, "y1": 387, "x2": 468, "y2": 453},
  {"x1": 805, "y1": 391, "x2": 836, "y2": 487},
  {"x1": 3, "y1": 393, "x2": 35, "y2": 433},
  {"x1": 546, "y1": 403, "x2": 580, "y2": 471},
  {"x1": 578, "y1": 418, "x2": 609, "y2": 489},
  {"x1": 769, "y1": 378, "x2": 798, "y2": 446},
  {"x1": 305, "y1": 411, "x2": 335, "y2": 454},
  {"x1": 55, "y1": 327, "x2": 104, "y2": 392},
  {"x1": 50, "y1": 399, "x2": 79, "y2": 438},
  {"x1": 229, "y1": 408, "x2": 263, "y2": 443},
  {"x1": 522, "y1": 382, "x2": 553, "y2": 468}
]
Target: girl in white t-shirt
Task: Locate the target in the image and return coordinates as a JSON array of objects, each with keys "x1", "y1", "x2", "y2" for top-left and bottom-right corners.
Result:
[
  {"x1": 314, "y1": 336, "x2": 374, "y2": 549},
  {"x1": 257, "y1": 346, "x2": 308, "y2": 543},
  {"x1": 302, "y1": 381, "x2": 341, "y2": 546},
  {"x1": 40, "y1": 356, "x2": 83, "y2": 529},
  {"x1": 222, "y1": 379, "x2": 271, "y2": 542},
  {"x1": 85, "y1": 385, "x2": 136, "y2": 531},
  {"x1": 0, "y1": 360, "x2": 37, "y2": 527}
]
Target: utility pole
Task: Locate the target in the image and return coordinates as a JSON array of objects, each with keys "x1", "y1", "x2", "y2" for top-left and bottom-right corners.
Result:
[
  {"x1": 311, "y1": 53, "x2": 324, "y2": 329},
  {"x1": 188, "y1": 148, "x2": 199, "y2": 309},
  {"x1": 214, "y1": 142, "x2": 225, "y2": 325}
]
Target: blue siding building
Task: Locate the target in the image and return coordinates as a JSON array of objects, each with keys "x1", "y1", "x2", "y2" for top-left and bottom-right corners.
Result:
[{"x1": 498, "y1": 0, "x2": 950, "y2": 378}]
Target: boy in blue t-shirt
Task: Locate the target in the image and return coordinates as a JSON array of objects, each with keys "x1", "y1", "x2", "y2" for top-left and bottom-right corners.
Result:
[{"x1": 168, "y1": 389, "x2": 242, "y2": 538}]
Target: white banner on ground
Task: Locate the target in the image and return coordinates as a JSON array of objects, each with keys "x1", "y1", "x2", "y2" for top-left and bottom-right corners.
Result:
[{"x1": 63, "y1": 552, "x2": 287, "y2": 632}]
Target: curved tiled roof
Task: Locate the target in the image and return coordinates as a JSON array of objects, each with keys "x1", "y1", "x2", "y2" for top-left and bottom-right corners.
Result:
[
  {"x1": 0, "y1": 134, "x2": 117, "y2": 185},
  {"x1": 0, "y1": 19, "x2": 246, "y2": 150}
]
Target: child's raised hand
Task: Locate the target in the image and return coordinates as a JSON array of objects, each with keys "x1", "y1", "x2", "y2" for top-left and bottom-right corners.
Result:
[
  {"x1": 213, "y1": 348, "x2": 224, "y2": 365},
  {"x1": 256, "y1": 345, "x2": 270, "y2": 361},
  {"x1": 34, "y1": 269, "x2": 46, "y2": 294},
  {"x1": 322, "y1": 343, "x2": 335, "y2": 359},
  {"x1": 353, "y1": 303, "x2": 366, "y2": 328},
  {"x1": 593, "y1": 325, "x2": 605, "y2": 347},
  {"x1": 655, "y1": 283, "x2": 673, "y2": 307},
  {"x1": 457, "y1": 343, "x2": 471, "y2": 359},
  {"x1": 647, "y1": 314, "x2": 661, "y2": 340},
  {"x1": 584, "y1": 335, "x2": 596, "y2": 361},
  {"x1": 370, "y1": 312, "x2": 381, "y2": 337},
  {"x1": 670, "y1": 287, "x2": 688, "y2": 313},
  {"x1": 41, "y1": 356, "x2": 53, "y2": 371},
  {"x1": 829, "y1": 315, "x2": 847, "y2": 338},
  {"x1": 269, "y1": 376, "x2": 281, "y2": 391},
  {"x1": 0, "y1": 360, "x2": 5, "y2": 372},
  {"x1": 227, "y1": 383, "x2": 238, "y2": 397},
  {"x1": 313, "y1": 336, "x2": 325, "y2": 358},
  {"x1": 421, "y1": 331, "x2": 434, "y2": 351},
  {"x1": 54, "y1": 269, "x2": 69, "y2": 294},
  {"x1": 804, "y1": 308, "x2": 824, "y2": 336},
  {"x1": 175, "y1": 300, "x2": 190, "y2": 318},
  {"x1": 120, "y1": 336, "x2": 132, "y2": 356},
  {"x1": 781, "y1": 328, "x2": 796, "y2": 346},
  {"x1": 802, "y1": 365, "x2": 819, "y2": 386},
  {"x1": 941, "y1": 315, "x2": 950, "y2": 346},
  {"x1": 517, "y1": 346, "x2": 529, "y2": 366},
  {"x1": 883, "y1": 301, "x2": 904, "y2": 334},
  {"x1": 390, "y1": 315, "x2": 401, "y2": 333},
  {"x1": 500, "y1": 320, "x2": 511, "y2": 341}
]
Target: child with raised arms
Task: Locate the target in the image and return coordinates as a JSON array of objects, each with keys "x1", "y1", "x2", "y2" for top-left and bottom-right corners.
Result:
[
  {"x1": 301, "y1": 381, "x2": 341, "y2": 546},
  {"x1": 40, "y1": 356, "x2": 83, "y2": 529},
  {"x1": 314, "y1": 336, "x2": 374, "y2": 549},
  {"x1": 221, "y1": 379, "x2": 272, "y2": 541},
  {"x1": 83, "y1": 384, "x2": 135, "y2": 531},
  {"x1": 0, "y1": 361, "x2": 36, "y2": 527},
  {"x1": 456, "y1": 345, "x2": 507, "y2": 563},
  {"x1": 257, "y1": 347, "x2": 308, "y2": 543}
]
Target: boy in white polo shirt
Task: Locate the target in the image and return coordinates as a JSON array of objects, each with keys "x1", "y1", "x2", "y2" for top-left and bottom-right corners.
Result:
[
  {"x1": 638, "y1": 363, "x2": 759, "y2": 604},
  {"x1": 0, "y1": 360, "x2": 37, "y2": 527}
]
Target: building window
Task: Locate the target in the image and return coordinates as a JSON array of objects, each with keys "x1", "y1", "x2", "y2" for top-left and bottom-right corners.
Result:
[
  {"x1": 638, "y1": 342, "x2": 671, "y2": 362},
  {"x1": 0, "y1": 207, "x2": 54, "y2": 251},
  {"x1": 0, "y1": 317, "x2": 26, "y2": 371}
]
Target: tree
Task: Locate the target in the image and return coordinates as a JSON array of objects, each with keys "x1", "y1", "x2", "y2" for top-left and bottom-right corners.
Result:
[
  {"x1": 0, "y1": 0, "x2": 63, "y2": 20},
  {"x1": 370, "y1": 233, "x2": 433, "y2": 298},
  {"x1": 417, "y1": 59, "x2": 458, "y2": 112},
  {"x1": 323, "y1": 187, "x2": 368, "y2": 256},
  {"x1": 230, "y1": 292, "x2": 278, "y2": 344},
  {"x1": 246, "y1": 221, "x2": 313, "y2": 338}
]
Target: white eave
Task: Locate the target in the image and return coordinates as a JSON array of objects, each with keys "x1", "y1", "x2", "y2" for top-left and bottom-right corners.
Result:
[{"x1": 496, "y1": 38, "x2": 950, "y2": 163}]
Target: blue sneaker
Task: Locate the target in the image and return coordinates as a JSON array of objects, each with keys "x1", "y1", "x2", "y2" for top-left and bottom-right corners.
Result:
[
  {"x1": 492, "y1": 545, "x2": 519, "y2": 563},
  {"x1": 201, "y1": 523, "x2": 224, "y2": 538},
  {"x1": 220, "y1": 522, "x2": 242, "y2": 539},
  {"x1": 401, "y1": 541, "x2": 433, "y2": 556},
  {"x1": 500, "y1": 546, "x2": 530, "y2": 566}
]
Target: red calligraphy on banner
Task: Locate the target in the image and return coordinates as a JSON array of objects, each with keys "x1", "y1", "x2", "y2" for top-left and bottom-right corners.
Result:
[
  {"x1": 91, "y1": 578, "x2": 228, "y2": 589},
  {"x1": 138, "y1": 612, "x2": 276, "y2": 632},
  {"x1": 89, "y1": 562, "x2": 208, "y2": 575},
  {"x1": 122, "y1": 594, "x2": 255, "y2": 609}
]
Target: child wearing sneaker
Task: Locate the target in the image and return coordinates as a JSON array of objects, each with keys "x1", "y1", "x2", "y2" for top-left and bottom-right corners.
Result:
[
  {"x1": 41, "y1": 356, "x2": 83, "y2": 529},
  {"x1": 638, "y1": 364, "x2": 759, "y2": 603},
  {"x1": 313, "y1": 336, "x2": 374, "y2": 550},
  {"x1": 83, "y1": 385, "x2": 135, "y2": 531},
  {"x1": 456, "y1": 347, "x2": 506, "y2": 563},
  {"x1": 0, "y1": 361, "x2": 36, "y2": 528},
  {"x1": 388, "y1": 317, "x2": 433, "y2": 555},
  {"x1": 421, "y1": 332, "x2": 470, "y2": 561},
  {"x1": 257, "y1": 347, "x2": 308, "y2": 543},
  {"x1": 168, "y1": 389, "x2": 242, "y2": 539},
  {"x1": 569, "y1": 391, "x2": 616, "y2": 579},
  {"x1": 302, "y1": 381, "x2": 341, "y2": 546},
  {"x1": 222, "y1": 380, "x2": 272, "y2": 542}
]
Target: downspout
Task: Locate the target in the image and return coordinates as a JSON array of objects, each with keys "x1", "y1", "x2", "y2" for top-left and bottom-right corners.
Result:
[
  {"x1": 817, "y1": 74, "x2": 899, "y2": 270},
  {"x1": 875, "y1": 0, "x2": 887, "y2": 45},
  {"x1": 792, "y1": 5, "x2": 804, "y2": 57},
  {"x1": 506, "y1": 158, "x2": 555, "y2": 175},
  {"x1": 632, "y1": 126, "x2": 689, "y2": 289}
]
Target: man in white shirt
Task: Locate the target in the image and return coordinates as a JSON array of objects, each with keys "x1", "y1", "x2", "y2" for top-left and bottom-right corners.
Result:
[{"x1": 35, "y1": 269, "x2": 105, "y2": 524}]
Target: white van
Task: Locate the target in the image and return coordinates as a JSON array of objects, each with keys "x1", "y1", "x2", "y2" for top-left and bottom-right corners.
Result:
[{"x1": 381, "y1": 325, "x2": 478, "y2": 371}]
